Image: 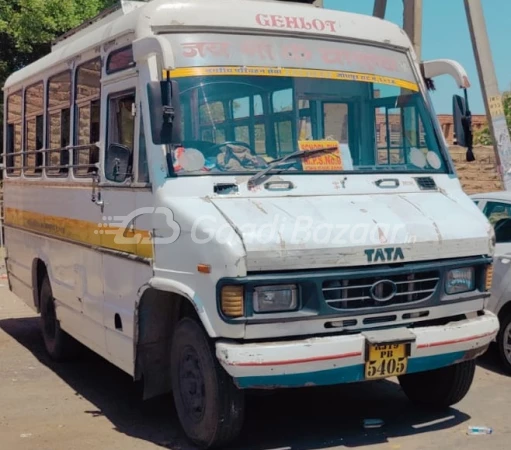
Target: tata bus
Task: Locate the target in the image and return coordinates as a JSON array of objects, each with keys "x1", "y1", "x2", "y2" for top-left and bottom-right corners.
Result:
[{"x1": 2, "y1": 0, "x2": 499, "y2": 447}]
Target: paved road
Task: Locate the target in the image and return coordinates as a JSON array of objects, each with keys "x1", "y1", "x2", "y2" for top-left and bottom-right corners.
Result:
[{"x1": 1, "y1": 263, "x2": 510, "y2": 450}]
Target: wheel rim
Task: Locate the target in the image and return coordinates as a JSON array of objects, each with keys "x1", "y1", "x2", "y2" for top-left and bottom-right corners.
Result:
[
  {"x1": 504, "y1": 322, "x2": 511, "y2": 364},
  {"x1": 44, "y1": 295, "x2": 57, "y2": 340},
  {"x1": 178, "y1": 346, "x2": 206, "y2": 422}
]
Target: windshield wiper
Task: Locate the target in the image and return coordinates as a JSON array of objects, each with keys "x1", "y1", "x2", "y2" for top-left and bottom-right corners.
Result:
[{"x1": 247, "y1": 146, "x2": 339, "y2": 187}]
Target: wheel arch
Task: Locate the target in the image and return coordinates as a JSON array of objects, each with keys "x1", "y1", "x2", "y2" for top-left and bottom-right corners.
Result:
[{"x1": 134, "y1": 283, "x2": 209, "y2": 400}]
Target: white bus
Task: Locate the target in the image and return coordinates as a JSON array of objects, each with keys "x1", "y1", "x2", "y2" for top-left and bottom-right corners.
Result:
[{"x1": 2, "y1": 0, "x2": 499, "y2": 447}]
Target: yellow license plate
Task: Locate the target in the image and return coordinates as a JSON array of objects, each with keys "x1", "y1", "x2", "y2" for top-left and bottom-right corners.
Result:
[{"x1": 365, "y1": 343, "x2": 408, "y2": 380}]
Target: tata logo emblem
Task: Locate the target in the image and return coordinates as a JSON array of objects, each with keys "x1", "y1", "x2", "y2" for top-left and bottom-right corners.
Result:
[
  {"x1": 364, "y1": 247, "x2": 405, "y2": 263},
  {"x1": 370, "y1": 279, "x2": 398, "y2": 303}
]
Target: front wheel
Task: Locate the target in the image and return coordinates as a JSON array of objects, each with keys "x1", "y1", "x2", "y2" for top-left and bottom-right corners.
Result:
[
  {"x1": 497, "y1": 313, "x2": 511, "y2": 375},
  {"x1": 398, "y1": 360, "x2": 476, "y2": 408},
  {"x1": 170, "y1": 318, "x2": 245, "y2": 449}
]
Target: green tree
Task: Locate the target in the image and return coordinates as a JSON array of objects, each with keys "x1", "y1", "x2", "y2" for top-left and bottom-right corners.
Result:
[{"x1": 0, "y1": 0, "x2": 116, "y2": 158}]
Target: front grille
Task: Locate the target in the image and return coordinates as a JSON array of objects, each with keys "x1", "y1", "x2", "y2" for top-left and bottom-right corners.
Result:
[{"x1": 322, "y1": 270, "x2": 439, "y2": 311}]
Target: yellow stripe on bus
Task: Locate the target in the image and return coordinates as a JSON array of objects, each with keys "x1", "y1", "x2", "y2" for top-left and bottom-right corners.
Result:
[
  {"x1": 4, "y1": 208, "x2": 154, "y2": 260},
  {"x1": 168, "y1": 66, "x2": 419, "y2": 92}
]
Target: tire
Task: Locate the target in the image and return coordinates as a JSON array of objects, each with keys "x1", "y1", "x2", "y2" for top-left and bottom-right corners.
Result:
[
  {"x1": 497, "y1": 313, "x2": 511, "y2": 375},
  {"x1": 398, "y1": 360, "x2": 476, "y2": 408},
  {"x1": 170, "y1": 318, "x2": 245, "y2": 449},
  {"x1": 39, "y1": 275, "x2": 80, "y2": 361}
]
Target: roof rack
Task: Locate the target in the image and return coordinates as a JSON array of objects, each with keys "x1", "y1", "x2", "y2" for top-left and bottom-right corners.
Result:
[
  {"x1": 51, "y1": 1, "x2": 145, "y2": 50},
  {"x1": 51, "y1": 0, "x2": 319, "y2": 50}
]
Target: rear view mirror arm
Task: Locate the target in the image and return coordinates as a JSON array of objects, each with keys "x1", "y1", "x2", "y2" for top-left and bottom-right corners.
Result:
[
  {"x1": 463, "y1": 88, "x2": 475, "y2": 162},
  {"x1": 163, "y1": 71, "x2": 175, "y2": 125}
]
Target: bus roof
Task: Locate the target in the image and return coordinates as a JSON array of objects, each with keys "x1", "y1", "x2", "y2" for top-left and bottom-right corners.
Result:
[{"x1": 4, "y1": 0, "x2": 411, "y2": 92}]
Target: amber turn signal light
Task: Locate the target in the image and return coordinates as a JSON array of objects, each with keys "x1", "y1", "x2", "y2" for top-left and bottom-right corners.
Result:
[
  {"x1": 221, "y1": 285, "x2": 244, "y2": 318},
  {"x1": 485, "y1": 265, "x2": 494, "y2": 291}
]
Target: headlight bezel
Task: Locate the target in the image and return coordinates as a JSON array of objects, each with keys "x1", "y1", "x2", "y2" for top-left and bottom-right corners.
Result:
[
  {"x1": 445, "y1": 267, "x2": 476, "y2": 295},
  {"x1": 218, "y1": 282, "x2": 302, "y2": 319},
  {"x1": 252, "y1": 284, "x2": 299, "y2": 314}
]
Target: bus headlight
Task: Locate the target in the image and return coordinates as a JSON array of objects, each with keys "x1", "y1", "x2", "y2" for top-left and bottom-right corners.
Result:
[
  {"x1": 253, "y1": 285, "x2": 298, "y2": 313},
  {"x1": 445, "y1": 267, "x2": 475, "y2": 295}
]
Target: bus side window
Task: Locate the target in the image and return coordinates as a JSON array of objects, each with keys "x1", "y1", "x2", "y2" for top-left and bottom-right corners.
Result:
[
  {"x1": 106, "y1": 91, "x2": 136, "y2": 181},
  {"x1": 74, "y1": 58, "x2": 101, "y2": 177},
  {"x1": 24, "y1": 81, "x2": 44, "y2": 176},
  {"x1": 6, "y1": 91, "x2": 22, "y2": 176},
  {"x1": 47, "y1": 71, "x2": 71, "y2": 176}
]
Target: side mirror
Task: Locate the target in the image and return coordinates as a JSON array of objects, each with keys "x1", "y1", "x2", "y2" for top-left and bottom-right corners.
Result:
[
  {"x1": 453, "y1": 92, "x2": 475, "y2": 161},
  {"x1": 147, "y1": 79, "x2": 182, "y2": 145},
  {"x1": 105, "y1": 143, "x2": 131, "y2": 182}
]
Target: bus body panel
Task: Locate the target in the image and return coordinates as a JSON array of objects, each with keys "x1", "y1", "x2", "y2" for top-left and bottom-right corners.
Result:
[{"x1": 1, "y1": 0, "x2": 499, "y2": 403}]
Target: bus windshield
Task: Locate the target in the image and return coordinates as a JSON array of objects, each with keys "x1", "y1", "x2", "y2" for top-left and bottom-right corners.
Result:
[{"x1": 163, "y1": 34, "x2": 446, "y2": 176}]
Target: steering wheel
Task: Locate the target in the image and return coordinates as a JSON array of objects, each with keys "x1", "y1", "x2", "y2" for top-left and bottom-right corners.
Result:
[{"x1": 208, "y1": 141, "x2": 254, "y2": 154}]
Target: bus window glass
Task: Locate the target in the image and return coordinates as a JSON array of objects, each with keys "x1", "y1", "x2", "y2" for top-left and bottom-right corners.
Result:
[
  {"x1": 199, "y1": 101, "x2": 224, "y2": 124},
  {"x1": 76, "y1": 59, "x2": 101, "y2": 100},
  {"x1": 106, "y1": 46, "x2": 135, "y2": 74},
  {"x1": 76, "y1": 105, "x2": 91, "y2": 146},
  {"x1": 109, "y1": 94, "x2": 135, "y2": 150},
  {"x1": 233, "y1": 97, "x2": 249, "y2": 119},
  {"x1": 173, "y1": 75, "x2": 443, "y2": 175},
  {"x1": 274, "y1": 120, "x2": 293, "y2": 155},
  {"x1": 374, "y1": 86, "x2": 431, "y2": 167},
  {"x1": 235, "y1": 125, "x2": 249, "y2": 142},
  {"x1": 6, "y1": 91, "x2": 22, "y2": 176},
  {"x1": 254, "y1": 96, "x2": 264, "y2": 116},
  {"x1": 25, "y1": 82, "x2": 44, "y2": 175},
  {"x1": 75, "y1": 59, "x2": 101, "y2": 176},
  {"x1": 47, "y1": 71, "x2": 71, "y2": 175},
  {"x1": 160, "y1": 33, "x2": 446, "y2": 176},
  {"x1": 254, "y1": 123, "x2": 266, "y2": 155},
  {"x1": 199, "y1": 101, "x2": 226, "y2": 144},
  {"x1": 273, "y1": 89, "x2": 293, "y2": 113},
  {"x1": 324, "y1": 103, "x2": 349, "y2": 144},
  {"x1": 272, "y1": 89, "x2": 294, "y2": 155},
  {"x1": 106, "y1": 92, "x2": 135, "y2": 181}
]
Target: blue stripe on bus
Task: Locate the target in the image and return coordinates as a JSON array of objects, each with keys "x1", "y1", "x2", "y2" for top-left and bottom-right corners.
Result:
[{"x1": 234, "y1": 351, "x2": 466, "y2": 389}]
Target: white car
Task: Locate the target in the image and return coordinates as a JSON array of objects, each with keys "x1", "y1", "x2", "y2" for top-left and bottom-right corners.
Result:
[{"x1": 472, "y1": 191, "x2": 511, "y2": 373}]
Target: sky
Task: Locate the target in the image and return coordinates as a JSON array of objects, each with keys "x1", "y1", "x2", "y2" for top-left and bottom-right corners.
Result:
[{"x1": 324, "y1": 0, "x2": 511, "y2": 115}]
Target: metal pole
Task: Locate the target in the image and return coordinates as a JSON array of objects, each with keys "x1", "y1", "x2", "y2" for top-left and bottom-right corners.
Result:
[
  {"x1": 373, "y1": 0, "x2": 387, "y2": 19},
  {"x1": 464, "y1": 0, "x2": 511, "y2": 189},
  {"x1": 403, "y1": 0, "x2": 423, "y2": 59}
]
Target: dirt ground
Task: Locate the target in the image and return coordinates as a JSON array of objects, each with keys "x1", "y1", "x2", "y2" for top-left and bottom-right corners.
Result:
[{"x1": 1, "y1": 252, "x2": 510, "y2": 450}]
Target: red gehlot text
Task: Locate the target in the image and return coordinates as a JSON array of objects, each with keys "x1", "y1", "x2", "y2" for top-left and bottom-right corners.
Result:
[{"x1": 255, "y1": 14, "x2": 337, "y2": 33}]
